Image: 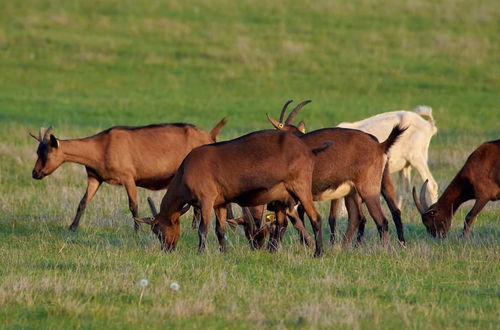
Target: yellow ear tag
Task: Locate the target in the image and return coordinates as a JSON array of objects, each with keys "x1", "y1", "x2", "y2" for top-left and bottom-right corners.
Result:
[
  {"x1": 278, "y1": 123, "x2": 284, "y2": 129},
  {"x1": 300, "y1": 128, "x2": 306, "y2": 133},
  {"x1": 266, "y1": 214, "x2": 276, "y2": 223}
]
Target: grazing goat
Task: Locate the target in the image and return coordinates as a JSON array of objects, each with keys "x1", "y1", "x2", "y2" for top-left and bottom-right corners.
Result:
[
  {"x1": 267, "y1": 100, "x2": 406, "y2": 246},
  {"x1": 413, "y1": 140, "x2": 499, "y2": 238},
  {"x1": 337, "y1": 106, "x2": 438, "y2": 207},
  {"x1": 227, "y1": 204, "x2": 313, "y2": 249},
  {"x1": 135, "y1": 130, "x2": 325, "y2": 257},
  {"x1": 30, "y1": 120, "x2": 226, "y2": 231}
]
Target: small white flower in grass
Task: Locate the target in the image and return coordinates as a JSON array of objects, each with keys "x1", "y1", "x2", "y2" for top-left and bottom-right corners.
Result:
[
  {"x1": 138, "y1": 278, "x2": 149, "y2": 306},
  {"x1": 170, "y1": 282, "x2": 180, "y2": 291}
]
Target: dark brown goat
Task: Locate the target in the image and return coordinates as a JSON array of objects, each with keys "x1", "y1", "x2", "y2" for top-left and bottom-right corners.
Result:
[
  {"x1": 266, "y1": 100, "x2": 406, "y2": 246},
  {"x1": 227, "y1": 204, "x2": 313, "y2": 249},
  {"x1": 413, "y1": 140, "x2": 500, "y2": 238},
  {"x1": 30, "y1": 120, "x2": 226, "y2": 231},
  {"x1": 135, "y1": 130, "x2": 325, "y2": 257}
]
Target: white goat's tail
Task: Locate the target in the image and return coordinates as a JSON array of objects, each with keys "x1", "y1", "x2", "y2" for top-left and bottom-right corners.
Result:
[
  {"x1": 414, "y1": 105, "x2": 434, "y2": 121},
  {"x1": 413, "y1": 105, "x2": 437, "y2": 132},
  {"x1": 413, "y1": 105, "x2": 433, "y2": 120}
]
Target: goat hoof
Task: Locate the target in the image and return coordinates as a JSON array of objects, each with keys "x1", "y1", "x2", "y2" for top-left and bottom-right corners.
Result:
[
  {"x1": 267, "y1": 245, "x2": 278, "y2": 253},
  {"x1": 313, "y1": 250, "x2": 323, "y2": 258}
]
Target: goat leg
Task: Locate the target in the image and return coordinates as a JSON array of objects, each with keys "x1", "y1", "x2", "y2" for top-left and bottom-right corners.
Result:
[
  {"x1": 461, "y1": 198, "x2": 488, "y2": 238},
  {"x1": 268, "y1": 205, "x2": 286, "y2": 252},
  {"x1": 381, "y1": 165, "x2": 405, "y2": 245},
  {"x1": 68, "y1": 175, "x2": 101, "y2": 231},
  {"x1": 286, "y1": 208, "x2": 313, "y2": 246},
  {"x1": 214, "y1": 206, "x2": 228, "y2": 253}
]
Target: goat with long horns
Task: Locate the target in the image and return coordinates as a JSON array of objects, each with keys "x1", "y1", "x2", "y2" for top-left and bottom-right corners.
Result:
[{"x1": 412, "y1": 139, "x2": 500, "y2": 238}]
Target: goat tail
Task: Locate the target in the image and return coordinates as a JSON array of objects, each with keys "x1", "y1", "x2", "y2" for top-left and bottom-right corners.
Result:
[
  {"x1": 209, "y1": 118, "x2": 227, "y2": 142},
  {"x1": 380, "y1": 124, "x2": 407, "y2": 154},
  {"x1": 414, "y1": 105, "x2": 436, "y2": 125},
  {"x1": 312, "y1": 141, "x2": 334, "y2": 155},
  {"x1": 413, "y1": 105, "x2": 433, "y2": 119}
]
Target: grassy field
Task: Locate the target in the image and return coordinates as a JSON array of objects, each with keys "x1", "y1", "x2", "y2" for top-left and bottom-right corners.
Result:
[{"x1": 0, "y1": 0, "x2": 499, "y2": 328}]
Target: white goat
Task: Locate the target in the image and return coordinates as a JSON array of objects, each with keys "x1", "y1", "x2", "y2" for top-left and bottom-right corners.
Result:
[{"x1": 337, "y1": 106, "x2": 438, "y2": 208}]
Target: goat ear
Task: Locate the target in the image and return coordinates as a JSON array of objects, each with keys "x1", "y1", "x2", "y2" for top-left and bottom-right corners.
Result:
[
  {"x1": 134, "y1": 216, "x2": 157, "y2": 225},
  {"x1": 297, "y1": 121, "x2": 306, "y2": 133},
  {"x1": 49, "y1": 134, "x2": 60, "y2": 148}
]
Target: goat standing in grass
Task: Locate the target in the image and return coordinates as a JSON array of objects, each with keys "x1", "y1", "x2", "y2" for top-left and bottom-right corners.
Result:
[
  {"x1": 30, "y1": 120, "x2": 226, "y2": 231},
  {"x1": 337, "y1": 105, "x2": 438, "y2": 208},
  {"x1": 136, "y1": 130, "x2": 327, "y2": 257},
  {"x1": 413, "y1": 140, "x2": 499, "y2": 238},
  {"x1": 266, "y1": 100, "x2": 406, "y2": 246}
]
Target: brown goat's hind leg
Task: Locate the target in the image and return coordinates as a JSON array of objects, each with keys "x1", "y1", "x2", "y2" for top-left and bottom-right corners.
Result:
[
  {"x1": 69, "y1": 176, "x2": 101, "y2": 231},
  {"x1": 461, "y1": 198, "x2": 488, "y2": 237},
  {"x1": 298, "y1": 199, "x2": 323, "y2": 257},
  {"x1": 355, "y1": 212, "x2": 367, "y2": 246},
  {"x1": 329, "y1": 199, "x2": 340, "y2": 244},
  {"x1": 191, "y1": 207, "x2": 201, "y2": 229},
  {"x1": 214, "y1": 206, "x2": 227, "y2": 253},
  {"x1": 342, "y1": 195, "x2": 361, "y2": 248},
  {"x1": 381, "y1": 167, "x2": 405, "y2": 245},
  {"x1": 198, "y1": 201, "x2": 214, "y2": 252},
  {"x1": 360, "y1": 194, "x2": 389, "y2": 246}
]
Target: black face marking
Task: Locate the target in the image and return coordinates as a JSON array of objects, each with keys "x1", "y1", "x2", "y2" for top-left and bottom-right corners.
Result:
[{"x1": 36, "y1": 143, "x2": 51, "y2": 167}]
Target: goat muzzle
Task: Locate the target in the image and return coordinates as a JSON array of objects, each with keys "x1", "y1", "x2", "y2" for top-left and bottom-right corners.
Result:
[{"x1": 32, "y1": 169, "x2": 45, "y2": 180}]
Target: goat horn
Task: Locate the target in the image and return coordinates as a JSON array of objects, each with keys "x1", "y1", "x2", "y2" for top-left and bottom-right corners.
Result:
[
  {"x1": 134, "y1": 216, "x2": 156, "y2": 225},
  {"x1": 285, "y1": 100, "x2": 311, "y2": 125},
  {"x1": 226, "y1": 218, "x2": 240, "y2": 228},
  {"x1": 412, "y1": 187, "x2": 425, "y2": 214},
  {"x1": 147, "y1": 197, "x2": 158, "y2": 216},
  {"x1": 29, "y1": 131, "x2": 40, "y2": 142},
  {"x1": 243, "y1": 207, "x2": 256, "y2": 235},
  {"x1": 42, "y1": 126, "x2": 53, "y2": 141},
  {"x1": 266, "y1": 113, "x2": 284, "y2": 130},
  {"x1": 420, "y1": 179, "x2": 430, "y2": 210},
  {"x1": 39, "y1": 127, "x2": 44, "y2": 141},
  {"x1": 180, "y1": 204, "x2": 191, "y2": 216},
  {"x1": 260, "y1": 205, "x2": 267, "y2": 230},
  {"x1": 279, "y1": 99, "x2": 294, "y2": 123}
]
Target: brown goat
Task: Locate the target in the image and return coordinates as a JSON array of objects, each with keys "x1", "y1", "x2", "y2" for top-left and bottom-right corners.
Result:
[
  {"x1": 29, "y1": 120, "x2": 226, "y2": 231},
  {"x1": 266, "y1": 100, "x2": 406, "y2": 246},
  {"x1": 227, "y1": 204, "x2": 313, "y2": 249},
  {"x1": 135, "y1": 130, "x2": 326, "y2": 257},
  {"x1": 413, "y1": 140, "x2": 500, "y2": 238},
  {"x1": 226, "y1": 206, "x2": 272, "y2": 249}
]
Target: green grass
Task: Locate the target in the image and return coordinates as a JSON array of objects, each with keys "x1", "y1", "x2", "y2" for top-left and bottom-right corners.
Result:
[{"x1": 0, "y1": 0, "x2": 499, "y2": 328}]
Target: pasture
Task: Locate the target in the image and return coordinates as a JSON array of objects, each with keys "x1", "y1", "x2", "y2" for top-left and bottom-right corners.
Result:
[{"x1": 0, "y1": 0, "x2": 499, "y2": 328}]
